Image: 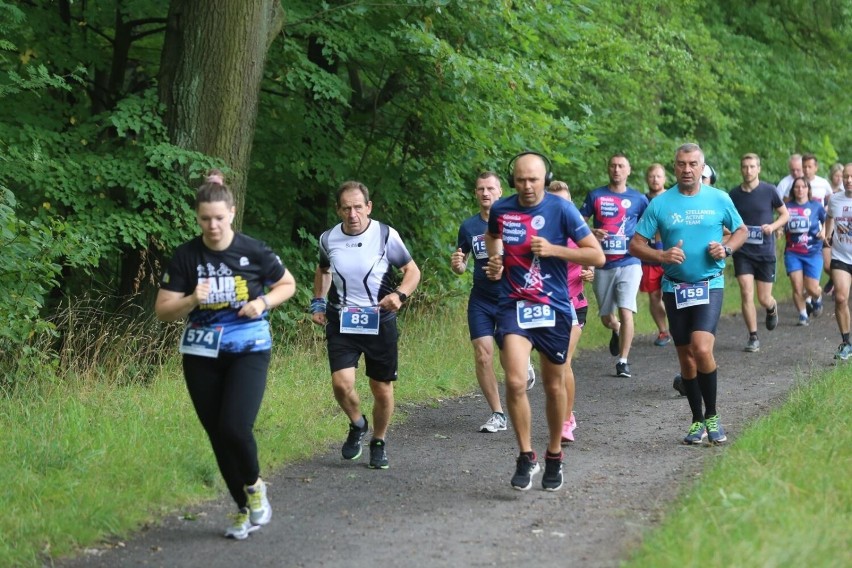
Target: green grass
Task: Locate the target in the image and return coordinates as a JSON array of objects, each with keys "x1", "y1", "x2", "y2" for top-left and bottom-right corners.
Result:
[
  {"x1": 0, "y1": 260, "x2": 825, "y2": 566},
  {"x1": 0, "y1": 302, "x2": 476, "y2": 567},
  {"x1": 623, "y1": 367, "x2": 851, "y2": 568}
]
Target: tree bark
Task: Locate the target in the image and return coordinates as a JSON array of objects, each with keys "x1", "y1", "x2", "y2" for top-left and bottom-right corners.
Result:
[{"x1": 158, "y1": 0, "x2": 284, "y2": 223}]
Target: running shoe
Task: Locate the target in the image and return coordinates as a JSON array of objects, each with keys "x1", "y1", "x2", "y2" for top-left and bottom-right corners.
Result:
[
  {"x1": 797, "y1": 314, "x2": 809, "y2": 327},
  {"x1": 542, "y1": 452, "x2": 564, "y2": 491},
  {"x1": 812, "y1": 298, "x2": 823, "y2": 317},
  {"x1": 561, "y1": 413, "x2": 576, "y2": 443},
  {"x1": 609, "y1": 330, "x2": 620, "y2": 356},
  {"x1": 805, "y1": 299, "x2": 813, "y2": 316},
  {"x1": 480, "y1": 411, "x2": 507, "y2": 433},
  {"x1": 705, "y1": 414, "x2": 727, "y2": 444},
  {"x1": 672, "y1": 374, "x2": 686, "y2": 397},
  {"x1": 654, "y1": 331, "x2": 672, "y2": 347},
  {"x1": 683, "y1": 421, "x2": 707, "y2": 445},
  {"x1": 765, "y1": 303, "x2": 778, "y2": 331},
  {"x1": 341, "y1": 418, "x2": 369, "y2": 460},
  {"x1": 245, "y1": 479, "x2": 272, "y2": 526},
  {"x1": 824, "y1": 280, "x2": 835, "y2": 297},
  {"x1": 510, "y1": 453, "x2": 541, "y2": 490},
  {"x1": 744, "y1": 337, "x2": 760, "y2": 353},
  {"x1": 835, "y1": 342, "x2": 852, "y2": 361},
  {"x1": 368, "y1": 438, "x2": 389, "y2": 469},
  {"x1": 223, "y1": 508, "x2": 259, "y2": 540},
  {"x1": 526, "y1": 361, "x2": 536, "y2": 391},
  {"x1": 615, "y1": 361, "x2": 631, "y2": 378}
]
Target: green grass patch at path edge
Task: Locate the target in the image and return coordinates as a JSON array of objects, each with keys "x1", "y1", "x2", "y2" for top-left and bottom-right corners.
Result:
[{"x1": 623, "y1": 367, "x2": 852, "y2": 568}]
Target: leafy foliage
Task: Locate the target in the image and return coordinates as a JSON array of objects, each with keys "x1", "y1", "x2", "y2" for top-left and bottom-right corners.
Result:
[{"x1": 1, "y1": 0, "x2": 852, "y2": 381}]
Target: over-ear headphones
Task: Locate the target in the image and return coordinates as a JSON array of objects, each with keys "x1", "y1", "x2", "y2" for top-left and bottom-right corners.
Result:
[{"x1": 507, "y1": 151, "x2": 554, "y2": 188}]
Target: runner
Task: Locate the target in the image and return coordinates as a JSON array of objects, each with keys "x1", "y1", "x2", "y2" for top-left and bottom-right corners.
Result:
[
  {"x1": 629, "y1": 143, "x2": 747, "y2": 445},
  {"x1": 824, "y1": 163, "x2": 852, "y2": 360},
  {"x1": 486, "y1": 152, "x2": 604, "y2": 490},
  {"x1": 783, "y1": 177, "x2": 826, "y2": 326},
  {"x1": 154, "y1": 170, "x2": 297, "y2": 540},
  {"x1": 311, "y1": 181, "x2": 421, "y2": 469}
]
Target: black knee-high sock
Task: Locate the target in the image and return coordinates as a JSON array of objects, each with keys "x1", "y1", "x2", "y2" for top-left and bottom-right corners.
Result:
[
  {"x1": 683, "y1": 377, "x2": 704, "y2": 423},
  {"x1": 697, "y1": 368, "x2": 718, "y2": 418}
]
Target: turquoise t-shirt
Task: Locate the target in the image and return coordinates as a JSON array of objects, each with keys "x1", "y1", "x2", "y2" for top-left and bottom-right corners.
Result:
[{"x1": 635, "y1": 184, "x2": 743, "y2": 293}]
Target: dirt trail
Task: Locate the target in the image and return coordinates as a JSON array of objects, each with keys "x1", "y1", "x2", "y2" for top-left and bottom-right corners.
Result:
[{"x1": 59, "y1": 301, "x2": 840, "y2": 568}]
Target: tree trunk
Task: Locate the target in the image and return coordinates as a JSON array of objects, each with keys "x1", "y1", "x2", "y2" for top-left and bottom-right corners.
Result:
[{"x1": 158, "y1": 0, "x2": 284, "y2": 223}]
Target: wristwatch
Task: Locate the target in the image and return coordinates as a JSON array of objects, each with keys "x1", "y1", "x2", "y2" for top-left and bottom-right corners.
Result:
[
  {"x1": 724, "y1": 246, "x2": 733, "y2": 257},
  {"x1": 395, "y1": 289, "x2": 408, "y2": 303}
]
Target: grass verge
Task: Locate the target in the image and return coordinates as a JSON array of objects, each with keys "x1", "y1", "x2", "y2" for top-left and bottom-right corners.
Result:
[{"x1": 623, "y1": 366, "x2": 851, "y2": 567}]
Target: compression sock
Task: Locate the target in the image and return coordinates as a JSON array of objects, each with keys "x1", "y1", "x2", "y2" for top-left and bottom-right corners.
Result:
[
  {"x1": 683, "y1": 376, "x2": 704, "y2": 423},
  {"x1": 697, "y1": 368, "x2": 718, "y2": 418}
]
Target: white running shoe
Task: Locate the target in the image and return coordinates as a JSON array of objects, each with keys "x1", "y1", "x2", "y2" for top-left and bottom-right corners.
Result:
[
  {"x1": 526, "y1": 362, "x2": 536, "y2": 390},
  {"x1": 479, "y1": 411, "x2": 507, "y2": 433},
  {"x1": 245, "y1": 479, "x2": 272, "y2": 526}
]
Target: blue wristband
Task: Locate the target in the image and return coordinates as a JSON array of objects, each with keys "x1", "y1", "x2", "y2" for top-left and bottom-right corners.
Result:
[{"x1": 310, "y1": 298, "x2": 327, "y2": 314}]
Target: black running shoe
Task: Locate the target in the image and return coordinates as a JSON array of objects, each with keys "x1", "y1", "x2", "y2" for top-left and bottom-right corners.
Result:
[
  {"x1": 342, "y1": 419, "x2": 369, "y2": 460},
  {"x1": 511, "y1": 453, "x2": 541, "y2": 490},
  {"x1": 765, "y1": 303, "x2": 778, "y2": 331},
  {"x1": 672, "y1": 374, "x2": 686, "y2": 396},
  {"x1": 542, "y1": 452, "x2": 564, "y2": 491},
  {"x1": 609, "y1": 330, "x2": 620, "y2": 356},
  {"x1": 368, "y1": 438, "x2": 389, "y2": 469},
  {"x1": 615, "y1": 361, "x2": 631, "y2": 378}
]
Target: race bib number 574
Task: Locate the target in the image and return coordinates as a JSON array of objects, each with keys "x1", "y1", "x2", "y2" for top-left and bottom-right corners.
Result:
[{"x1": 179, "y1": 325, "x2": 223, "y2": 358}]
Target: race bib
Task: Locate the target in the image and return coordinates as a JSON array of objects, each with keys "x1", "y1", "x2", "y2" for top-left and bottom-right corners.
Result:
[
  {"x1": 516, "y1": 300, "x2": 556, "y2": 329},
  {"x1": 340, "y1": 306, "x2": 380, "y2": 335},
  {"x1": 601, "y1": 234, "x2": 628, "y2": 255},
  {"x1": 674, "y1": 281, "x2": 710, "y2": 309},
  {"x1": 179, "y1": 325, "x2": 223, "y2": 358},
  {"x1": 471, "y1": 234, "x2": 488, "y2": 260},
  {"x1": 746, "y1": 225, "x2": 764, "y2": 245},
  {"x1": 787, "y1": 215, "x2": 809, "y2": 233}
]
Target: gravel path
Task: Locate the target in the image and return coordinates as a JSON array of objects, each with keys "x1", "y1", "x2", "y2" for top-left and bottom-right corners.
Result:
[{"x1": 59, "y1": 301, "x2": 841, "y2": 568}]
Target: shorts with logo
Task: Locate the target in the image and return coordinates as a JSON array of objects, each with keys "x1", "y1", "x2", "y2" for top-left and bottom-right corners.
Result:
[
  {"x1": 495, "y1": 306, "x2": 572, "y2": 365},
  {"x1": 325, "y1": 313, "x2": 399, "y2": 381},
  {"x1": 639, "y1": 264, "x2": 664, "y2": 293},
  {"x1": 592, "y1": 263, "x2": 642, "y2": 315},
  {"x1": 784, "y1": 250, "x2": 823, "y2": 280},
  {"x1": 662, "y1": 288, "x2": 724, "y2": 347},
  {"x1": 467, "y1": 292, "x2": 499, "y2": 341},
  {"x1": 732, "y1": 254, "x2": 776, "y2": 283}
]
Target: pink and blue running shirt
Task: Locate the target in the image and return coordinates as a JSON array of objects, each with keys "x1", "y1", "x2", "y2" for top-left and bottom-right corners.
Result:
[
  {"x1": 785, "y1": 201, "x2": 826, "y2": 255},
  {"x1": 566, "y1": 239, "x2": 588, "y2": 309},
  {"x1": 634, "y1": 184, "x2": 743, "y2": 293},
  {"x1": 579, "y1": 186, "x2": 648, "y2": 269},
  {"x1": 487, "y1": 192, "x2": 592, "y2": 317}
]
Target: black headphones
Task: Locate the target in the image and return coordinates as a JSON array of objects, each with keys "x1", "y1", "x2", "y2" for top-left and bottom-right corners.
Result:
[{"x1": 507, "y1": 151, "x2": 554, "y2": 188}]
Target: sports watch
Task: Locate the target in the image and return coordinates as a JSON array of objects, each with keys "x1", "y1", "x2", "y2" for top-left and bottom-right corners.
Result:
[
  {"x1": 724, "y1": 246, "x2": 733, "y2": 257},
  {"x1": 395, "y1": 289, "x2": 408, "y2": 303}
]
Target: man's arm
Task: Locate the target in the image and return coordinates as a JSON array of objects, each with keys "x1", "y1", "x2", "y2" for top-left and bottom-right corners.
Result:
[
  {"x1": 378, "y1": 260, "x2": 421, "y2": 312},
  {"x1": 311, "y1": 265, "x2": 332, "y2": 325},
  {"x1": 530, "y1": 234, "x2": 605, "y2": 267},
  {"x1": 764, "y1": 204, "x2": 789, "y2": 234}
]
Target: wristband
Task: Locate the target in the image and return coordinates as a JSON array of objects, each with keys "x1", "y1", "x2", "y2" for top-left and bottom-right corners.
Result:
[
  {"x1": 310, "y1": 297, "x2": 327, "y2": 314},
  {"x1": 258, "y1": 295, "x2": 271, "y2": 310}
]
